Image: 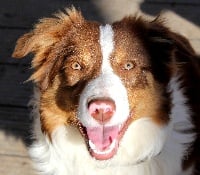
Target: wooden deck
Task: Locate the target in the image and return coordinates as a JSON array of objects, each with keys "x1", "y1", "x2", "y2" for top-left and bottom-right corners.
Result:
[{"x1": 0, "y1": 0, "x2": 199, "y2": 174}]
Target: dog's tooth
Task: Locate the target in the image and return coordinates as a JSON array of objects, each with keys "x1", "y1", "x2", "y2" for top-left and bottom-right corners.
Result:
[
  {"x1": 109, "y1": 139, "x2": 117, "y2": 150},
  {"x1": 92, "y1": 139, "x2": 117, "y2": 155},
  {"x1": 89, "y1": 140, "x2": 96, "y2": 150}
]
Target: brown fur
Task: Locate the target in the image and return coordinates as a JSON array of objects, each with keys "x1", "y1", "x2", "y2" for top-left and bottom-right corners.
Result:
[
  {"x1": 13, "y1": 8, "x2": 102, "y2": 134},
  {"x1": 112, "y1": 19, "x2": 170, "y2": 125},
  {"x1": 12, "y1": 8, "x2": 199, "y2": 173}
]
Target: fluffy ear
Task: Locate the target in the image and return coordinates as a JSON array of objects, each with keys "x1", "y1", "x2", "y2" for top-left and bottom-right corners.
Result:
[
  {"x1": 12, "y1": 7, "x2": 84, "y2": 91},
  {"x1": 137, "y1": 17, "x2": 196, "y2": 84},
  {"x1": 147, "y1": 18, "x2": 195, "y2": 56}
]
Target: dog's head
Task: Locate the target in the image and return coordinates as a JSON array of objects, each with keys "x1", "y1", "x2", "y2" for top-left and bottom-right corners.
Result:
[{"x1": 13, "y1": 8, "x2": 195, "y2": 163}]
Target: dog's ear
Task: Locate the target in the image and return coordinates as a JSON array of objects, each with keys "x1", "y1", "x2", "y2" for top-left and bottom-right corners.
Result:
[
  {"x1": 137, "y1": 17, "x2": 196, "y2": 84},
  {"x1": 12, "y1": 7, "x2": 84, "y2": 91},
  {"x1": 146, "y1": 18, "x2": 195, "y2": 57}
]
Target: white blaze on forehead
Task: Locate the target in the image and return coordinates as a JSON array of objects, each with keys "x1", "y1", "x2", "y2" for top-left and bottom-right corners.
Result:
[
  {"x1": 78, "y1": 24, "x2": 130, "y2": 128},
  {"x1": 99, "y1": 24, "x2": 114, "y2": 73}
]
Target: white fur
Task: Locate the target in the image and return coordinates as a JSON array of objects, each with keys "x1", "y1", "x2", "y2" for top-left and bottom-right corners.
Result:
[
  {"x1": 78, "y1": 25, "x2": 129, "y2": 127},
  {"x1": 99, "y1": 24, "x2": 114, "y2": 74},
  {"x1": 28, "y1": 26, "x2": 195, "y2": 174},
  {"x1": 29, "y1": 75, "x2": 195, "y2": 175}
]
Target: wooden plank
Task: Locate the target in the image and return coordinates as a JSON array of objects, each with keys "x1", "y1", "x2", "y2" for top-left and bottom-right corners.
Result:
[
  {"x1": 140, "y1": 3, "x2": 200, "y2": 26},
  {"x1": 0, "y1": 2, "x2": 103, "y2": 64},
  {"x1": 0, "y1": 154, "x2": 36, "y2": 175},
  {"x1": 190, "y1": 39, "x2": 200, "y2": 54},
  {"x1": 0, "y1": 1, "x2": 199, "y2": 175},
  {"x1": 0, "y1": 107, "x2": 30, "y2": 122},
  {"x1": 0, "y1": 132, "x2": 30, "y2": 156},
  {"x1": 0, "y1": 64, "x2": 32, "y2": 106},
  {"x1": 0, "y1": 0, "x2": 103, "y2": 28},
  {"x1": 145, "y1": 0, "x2": 200, "y2": 4},
  {"x1": 0, "y1": 106, "x2": 33, "y2": 145},
  {"x1": 0, "y1": 28, "x2": 32, "y2": 64},
  {"x1": 0, "y1": 1, "x2": 103, "y2": 64},
  {"x1": 0, "y1": 117, "x2": 31, "y2": 131},
  {"x1": 159, "y1": 11, "x2": 200, "y2": 54},
  {"x1": 2, "y1": 2, "x2": 199, "y2": 65}
]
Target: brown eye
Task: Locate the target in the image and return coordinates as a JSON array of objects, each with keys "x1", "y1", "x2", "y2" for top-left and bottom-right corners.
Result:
[
  {"x1": 72, "y1": 62, "x2": 81, "y2": 70},
  {"x1": 124, "y1": 62, "x2": 135, "y2": 70}
]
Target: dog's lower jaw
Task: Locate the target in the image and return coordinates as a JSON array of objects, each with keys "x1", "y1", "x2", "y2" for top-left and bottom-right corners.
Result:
[
  {"x1": 29, "y1": 119, "x2": 192, "y2": 175},
  {"x1": 29, "y1": 121, "x2": 193, "y2": 175},
  {"x1": 29, "y1": 76, "x2": 195, "y2": 175},
  {"x1": 80, "y1": 115, "x2": 133, "y2": 161}
]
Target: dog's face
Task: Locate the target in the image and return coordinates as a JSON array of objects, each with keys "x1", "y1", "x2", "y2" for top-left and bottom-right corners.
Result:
[{"x1": 13, "y1": 8, "x2": 195, "y2": 164}]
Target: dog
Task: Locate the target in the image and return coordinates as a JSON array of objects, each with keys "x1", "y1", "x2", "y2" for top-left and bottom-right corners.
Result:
[{"x1": 12, "y1": 8, "x2": 200, "y2": 175}]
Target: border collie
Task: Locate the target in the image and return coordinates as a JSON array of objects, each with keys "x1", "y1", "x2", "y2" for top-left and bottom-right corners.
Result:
[{"x1": 12, "y1": 8, "x2": 200, "y2": 175}]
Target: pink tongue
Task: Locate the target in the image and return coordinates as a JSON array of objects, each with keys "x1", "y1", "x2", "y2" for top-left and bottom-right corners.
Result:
[{"x1": 87, "y1": 126, "x2": 119, "y2": 151}]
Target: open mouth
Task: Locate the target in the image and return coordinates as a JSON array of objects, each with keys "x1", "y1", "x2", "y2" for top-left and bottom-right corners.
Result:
[
  {"x1": 76, "y1": 97, "x2": 132, "y2": 160},
  {"x1": 77, "y1": 116, "x2": 132, "y2": 160},
  {"x1": 86, "y1": 117, "x2": 131, "y2": 160}
]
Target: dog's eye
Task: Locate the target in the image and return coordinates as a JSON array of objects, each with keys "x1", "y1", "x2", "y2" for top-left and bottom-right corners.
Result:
[
  {"x1": 71, "y1": 62, "x2": 82, "y2": 70},
  {"x1": 124, "y1": 62, "x2": 135, "y2": 70}
]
